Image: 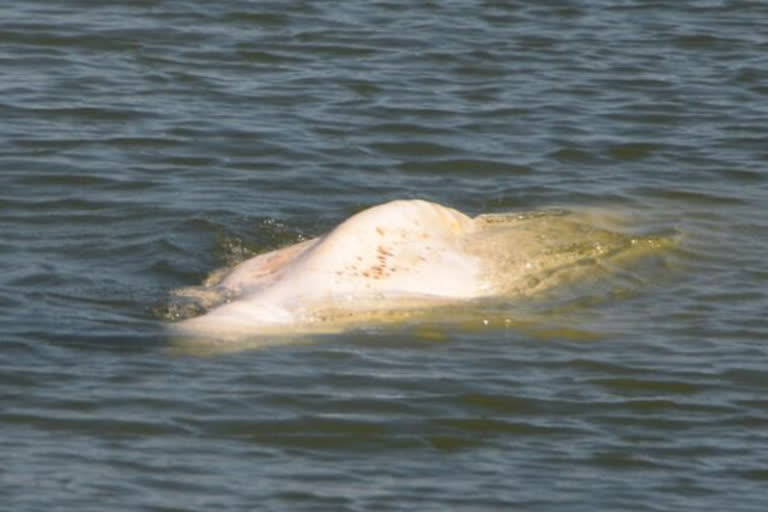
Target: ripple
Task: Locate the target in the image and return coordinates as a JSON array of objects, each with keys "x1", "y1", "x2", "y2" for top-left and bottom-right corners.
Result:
[
  {"x1": 635, "y1": 186, "x2": 750, "y2": 206},
  {"x1": 398, "y1": 159, "x2": 533, "y2": 176},
  {"x1": 432, "y1": 417, "x2": 576, "y2": 436},
  {"x1": 604, "y1": 142, "x2": 659, "y2": 161},
  {"x1": 1, "y1": 412, "x2": 187, "y2": 437},
  {"x1": 370, "y1": 141, "x2": 458, "y2": 157},
  {"x1": 586, "y1": 378, "x2": 703, "y2": 395}
]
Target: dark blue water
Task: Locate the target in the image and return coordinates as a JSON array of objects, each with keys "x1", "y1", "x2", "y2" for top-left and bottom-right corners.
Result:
[{"x1": 2, "y1": 1, "x2": 768, "y2": 510}]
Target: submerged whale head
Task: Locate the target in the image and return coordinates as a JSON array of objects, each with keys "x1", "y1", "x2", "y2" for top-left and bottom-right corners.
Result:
[{"x1": 167, "y1": 199, "x2": 676, "y2": 349}]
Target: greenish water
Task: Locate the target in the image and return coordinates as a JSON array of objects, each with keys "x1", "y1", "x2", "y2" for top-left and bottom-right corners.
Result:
[{"x1": 2, "y1": 1, "x2": 767, "y2": 510}]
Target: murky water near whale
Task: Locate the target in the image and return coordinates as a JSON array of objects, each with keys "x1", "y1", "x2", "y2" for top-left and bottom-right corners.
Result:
[{"x1": 2, "y1": 1, "x2": 768, "y2": 510}]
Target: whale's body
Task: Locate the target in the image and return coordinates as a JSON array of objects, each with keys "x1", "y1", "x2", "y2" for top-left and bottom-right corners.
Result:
[{"x1": 171, "y1": 199, "x2": 668, "y2": 344}]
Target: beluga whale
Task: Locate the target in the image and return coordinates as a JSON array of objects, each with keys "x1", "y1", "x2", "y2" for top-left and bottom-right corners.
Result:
[{"x1": 169, "y1": 199, "x2": 673, "y2": 348}]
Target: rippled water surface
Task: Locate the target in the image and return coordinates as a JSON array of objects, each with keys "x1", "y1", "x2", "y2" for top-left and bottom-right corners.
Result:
[{"x1": 2, "y1": 1, "x2": 768, "y2": 510}]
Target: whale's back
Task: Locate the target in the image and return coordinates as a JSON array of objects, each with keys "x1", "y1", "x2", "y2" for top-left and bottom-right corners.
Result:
[
  {"x1": 170, "y1": 200, "x2": 676, "y2": 344},
  {"x1": 174, "y1": 200, "x2": 486, "y2": 338}
]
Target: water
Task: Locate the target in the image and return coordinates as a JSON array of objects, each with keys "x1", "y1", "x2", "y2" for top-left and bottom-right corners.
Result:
[{"x1": 2, "y1": 1, "x2": 767, "y2": 510}]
